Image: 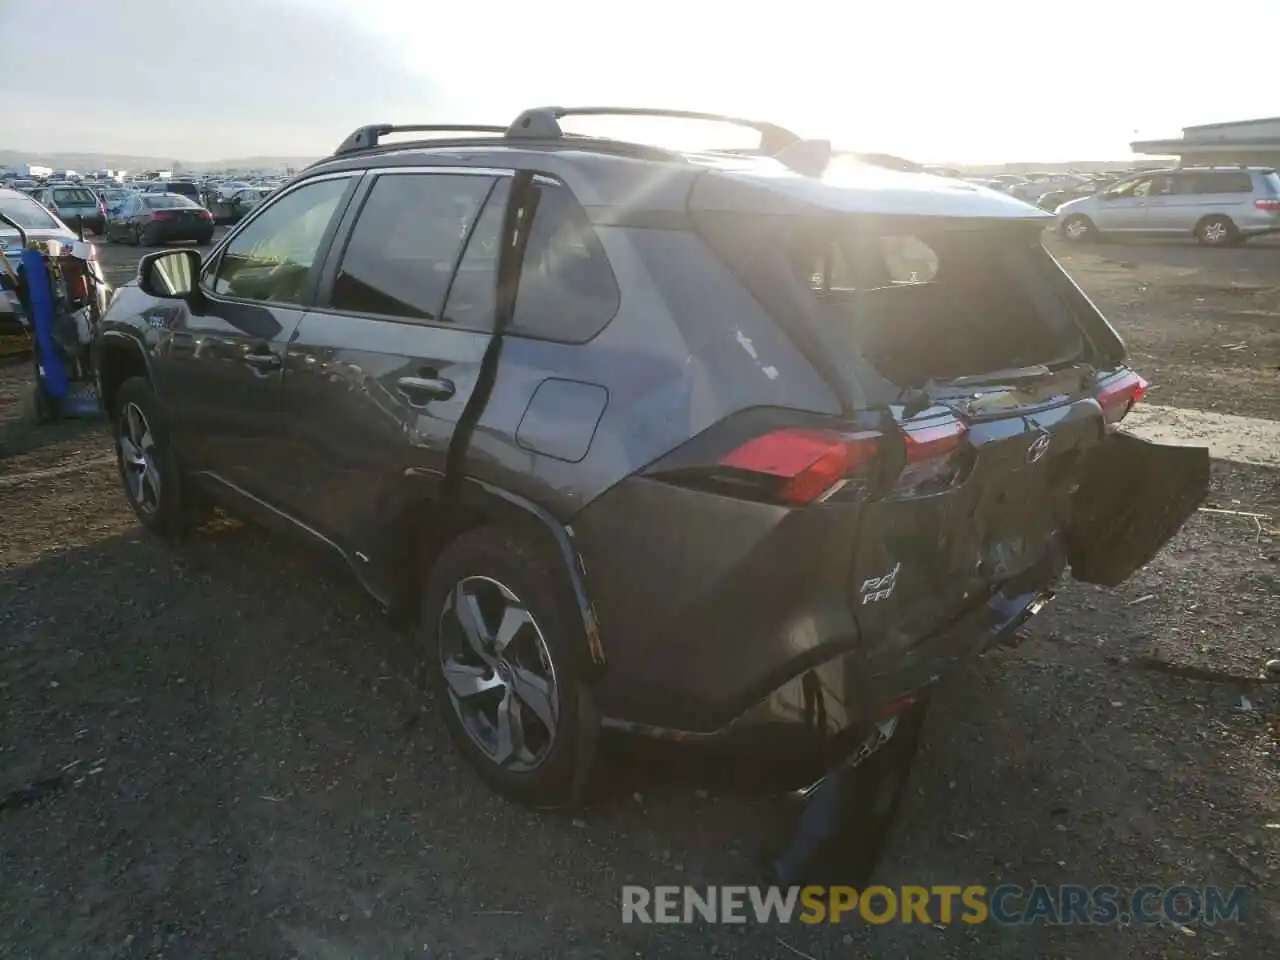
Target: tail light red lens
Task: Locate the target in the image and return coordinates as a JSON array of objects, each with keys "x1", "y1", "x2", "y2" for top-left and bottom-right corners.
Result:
[
  {"x1": 1097, "y1": 371, "x2": 1147, "y2": 427},
  {"x1": 151, "y1": 211, "x2": 174, "y2": 220},
  {"x1": 720, "y1": 428, "x2": 882, "y2": 504},
  {"x1": 1254, "y1": 198, "x2": 1280, "y2": 213},
  {"x1": 896, "y1": 415, "x2": 970, "y2": 493},
  {"x1": 199, "y1": 210, "x2": 214, "y2": 221}
]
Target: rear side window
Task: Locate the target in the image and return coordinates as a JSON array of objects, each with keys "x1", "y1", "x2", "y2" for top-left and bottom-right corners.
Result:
[
  {"x1": 444, "y1": 176, "x2": 619, "y2": 342},
  {"x1": 1263, "y1": 171, "x2": 1280, "y2": 195},
  {"x1": 509, "y1": 178, "x2": 619, "y2": 342},
  {"x1": 1182, "y1": 171, "x2": 1254, "y2": 194},
  {"x1": 329, "y1": 172, "x2": 494, "y2": 323}
]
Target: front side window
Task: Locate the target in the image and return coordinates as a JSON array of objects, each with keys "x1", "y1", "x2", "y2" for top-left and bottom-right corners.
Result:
[
  {"x1": 210, "y1": 176, "x2": 350, "y2": 305},
  {"x1": 328, "y1": 172, "x2": 494, "y2": 322}
]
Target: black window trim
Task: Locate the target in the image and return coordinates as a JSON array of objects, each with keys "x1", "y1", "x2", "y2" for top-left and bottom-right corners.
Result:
[
  {"x1": 197, "y1": 170, "x2": 360, "y2": 310},
  {"x1": 308, "y1": 165, "x2": 514, "y2": 331}
]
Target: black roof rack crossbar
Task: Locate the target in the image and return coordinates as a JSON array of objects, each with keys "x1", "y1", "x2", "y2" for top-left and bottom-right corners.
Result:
[
  {"x1": 334, "y1": 123, "x2": 509, "y2": 156},
  {"x1": 505, "y1": 106, "x2": 802, "y2": 154}
]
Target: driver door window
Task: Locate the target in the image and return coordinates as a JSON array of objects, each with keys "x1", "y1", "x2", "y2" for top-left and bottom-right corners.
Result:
[{"x1": 206, "y1": 176, "x2": 351, "y2": 306}]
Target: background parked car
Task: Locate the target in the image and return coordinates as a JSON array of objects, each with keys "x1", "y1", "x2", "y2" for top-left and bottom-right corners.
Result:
[
  {"x1": 1058, "y1": 166, "x2": 1280, "y2": 245},
  {"x1": 220, "y1": 185, "x2": 275, "y2": 224},
  {"x1": 142, "y1": 180, "x2": 202, "y2": 204},
  {"x1": 1037, "y1": 178, "x2": 1119, "y2": 212},
  {"x1": 104, "y1": 192, "x2": 215, "y2": 246},
  {"x1": 30, "y1": 184, "x2": 106, "y2": 235}
]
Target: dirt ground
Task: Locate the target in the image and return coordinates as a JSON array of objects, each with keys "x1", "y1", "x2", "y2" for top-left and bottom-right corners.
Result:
[{"x1": 1, "y1": 232, "x2": 1278, "y2": 959}]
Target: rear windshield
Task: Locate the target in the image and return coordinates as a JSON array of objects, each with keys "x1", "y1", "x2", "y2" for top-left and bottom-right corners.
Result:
[
  {"x1": 52, "y1": 188, "x2": 96, "y2": 204},
  {"x1": 53, "y1": 188, "x2": 97, "y2": 204},
  {"x1": 143, "y1": 195, "x2": 196, "y2": 209},
  {"x1": 699, "y1": 213, "x2": 1086, "y2": 387},
  {"x1": 0, "y1": 193, "x2": 60, "y2": 229},
  {"x1": 165, "y1": 182, "x2": 200, "y2": 198}
]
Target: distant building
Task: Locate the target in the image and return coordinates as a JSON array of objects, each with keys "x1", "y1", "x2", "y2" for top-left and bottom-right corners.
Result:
[{"x1": 1132, "y1": 117, "x2": 1280, "y2": 168}]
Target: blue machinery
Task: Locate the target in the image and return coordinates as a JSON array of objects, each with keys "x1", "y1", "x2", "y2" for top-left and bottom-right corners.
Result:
[{"x1": 0, "y1": 213, "x2": 104, "y2": 420}]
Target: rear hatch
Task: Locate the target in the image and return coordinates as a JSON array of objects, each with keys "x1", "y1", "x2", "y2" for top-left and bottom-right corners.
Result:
[{"x1": 689, "y1": 164, "x2": 1207, "y2": 702}]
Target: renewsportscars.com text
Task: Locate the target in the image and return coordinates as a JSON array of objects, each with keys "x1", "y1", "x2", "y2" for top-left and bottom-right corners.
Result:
[{"x1": 620, "y1": 884, "x2": 1247, "y2": 926}]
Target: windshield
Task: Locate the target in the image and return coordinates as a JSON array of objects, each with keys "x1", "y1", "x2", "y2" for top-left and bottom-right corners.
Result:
[
  {"x1": 143, "y1": 195, "x2": 197, "y2": 209},
  {"x1": 0, "y1": 193, "x2": 61, "y2": 229},
  {"x1": 53, "y1": 188, "x2": 97, "y2": 205}
]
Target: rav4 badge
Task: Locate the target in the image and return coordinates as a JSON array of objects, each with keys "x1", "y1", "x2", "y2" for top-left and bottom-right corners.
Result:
[{"x1": 860, "y1": 562, "x2": 901, "y2": 605}]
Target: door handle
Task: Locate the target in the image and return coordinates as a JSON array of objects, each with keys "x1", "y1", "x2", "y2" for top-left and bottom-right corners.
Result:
[
  {"x1": 396, "y1": 375, "x2": 455, "y2": 403},
  {"x1": 244, "y1": 351, "x2": 282, "y2": 372}
]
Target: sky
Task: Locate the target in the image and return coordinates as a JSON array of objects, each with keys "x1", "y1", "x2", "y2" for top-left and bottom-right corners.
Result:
[{"x1": 1, "y1": 0, "x2": 1276, "y2": 164}]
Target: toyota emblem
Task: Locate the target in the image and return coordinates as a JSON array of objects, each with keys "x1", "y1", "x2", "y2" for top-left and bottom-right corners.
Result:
[{"x1": 1026, "y1": 432, "x2": 1052, "y2": 464}]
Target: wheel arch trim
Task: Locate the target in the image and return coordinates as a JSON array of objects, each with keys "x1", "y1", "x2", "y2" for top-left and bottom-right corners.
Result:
[
  {"x1": 96, "y1": 328, "x2": 156, "y2": 411},
  {"x1": 453, "y1": 476, "x2": 606, "y2": 676}
]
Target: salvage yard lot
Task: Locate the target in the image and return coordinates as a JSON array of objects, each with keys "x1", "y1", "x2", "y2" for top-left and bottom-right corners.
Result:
[{"x1": 1, "y1": 234, "x2": 1278, "y2": 959}]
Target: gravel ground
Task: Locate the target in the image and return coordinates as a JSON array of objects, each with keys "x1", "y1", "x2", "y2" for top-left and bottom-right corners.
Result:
[{"x1": 1, "y1": 232, "x2": 1278, "y2": 959}]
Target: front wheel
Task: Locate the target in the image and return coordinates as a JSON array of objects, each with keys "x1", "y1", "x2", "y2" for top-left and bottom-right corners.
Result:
[
  {"x1": 112, "y1": 376, "x2": 204, "y2": 539},
  {"x1": 420, "y1": 525, "x2": 598, "y2": 808},
  {"x1": 1061, "y1": 214, "x2": 1097, "y2": 242}
]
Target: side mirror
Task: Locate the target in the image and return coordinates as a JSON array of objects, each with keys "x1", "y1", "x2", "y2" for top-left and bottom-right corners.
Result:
[{"x1": 137, "y1": 248, "x2": 202, "y2": 300}]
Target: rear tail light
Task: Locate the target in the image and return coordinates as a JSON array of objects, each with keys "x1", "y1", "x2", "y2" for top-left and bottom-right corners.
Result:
[
  {"x1": 1254, "y1": 198, "x2": 1280, "y2": 213},
  {"x1": 650, "y1": 408, "x2": 976, "y2": 507},
  {"x1": 199, "y1": 210, "x2": 214, "y2": 221},
  {"x1": 1097, "y1": 371, "x2": 1147, "y2": 427},
  {"x1": 896, "y1": 414, "x2": 970, "y2": 493},
  {"x1": 718, "y1": 428, "x2": 883, "y2": 504}
]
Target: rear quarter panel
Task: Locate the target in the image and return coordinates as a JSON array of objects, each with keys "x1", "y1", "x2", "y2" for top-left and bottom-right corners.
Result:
[{"x1": 464, "y1": 224, "x2": 843, "y2": 521}]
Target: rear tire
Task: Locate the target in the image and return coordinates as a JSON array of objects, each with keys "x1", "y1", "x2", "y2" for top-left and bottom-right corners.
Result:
[
  {"x1": 1196, "y1": 215, "x2": 1239, "y2": 247},
  {"x1": 140, "y1": 225, "x2": 160, "y2": 247},
  {"x1": 112, "y1": 376, "x2": 205, "y2": 540},
  {"x1": 420, "y1": 525, "x2": 598, "y2": 808},
  {"x1": 1061, "y1": 214, "x2": 1098, "y2": 242}
]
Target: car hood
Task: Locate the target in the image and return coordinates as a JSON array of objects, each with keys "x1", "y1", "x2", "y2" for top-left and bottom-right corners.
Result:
[{"x1": 1054, "y1": 195, "x2": 1093, "y2": 215}]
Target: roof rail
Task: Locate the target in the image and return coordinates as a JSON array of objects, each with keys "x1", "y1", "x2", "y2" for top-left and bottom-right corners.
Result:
[
  {"x1": 334, "y1": 123, "x2": 508, "y2": 156},
  {"x1": 505, "y1": 106, "x2": 802, "y2": 154}
]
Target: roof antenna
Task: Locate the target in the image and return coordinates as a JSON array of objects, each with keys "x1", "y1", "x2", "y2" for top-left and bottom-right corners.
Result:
[{"x1": 774, "y1": 139, "x2": 832, "y2": 177}]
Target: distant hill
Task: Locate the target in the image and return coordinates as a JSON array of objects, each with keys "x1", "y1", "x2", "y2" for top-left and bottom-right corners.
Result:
[{"x1": 0, "y1": 148, "x2": 320, "y2": 174}]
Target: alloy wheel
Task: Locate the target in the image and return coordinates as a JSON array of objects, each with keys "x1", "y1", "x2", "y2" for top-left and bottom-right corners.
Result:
[
  {"x1": 438, "y1": 575, "x2": 559, "y2": 772},
  {"x1": 118, "y1": 402, "x2": 162, "y2": 514},
  {"x1": 1202, "y1": 220, "x2": 1229, "y2": 244},
  {"x1": 1065, "y1": 217, "x2": 1090, "y2": 240}
]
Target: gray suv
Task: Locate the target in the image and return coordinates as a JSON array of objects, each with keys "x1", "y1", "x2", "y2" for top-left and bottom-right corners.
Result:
[
  {"x1": 93, "y1": 107, "x2": 1208, "y2": 811},
  {"x1": 1057, "y1": 166, "x2": 1280, "y2": 245}
]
